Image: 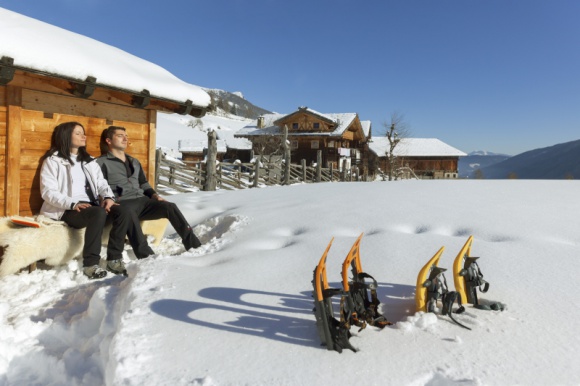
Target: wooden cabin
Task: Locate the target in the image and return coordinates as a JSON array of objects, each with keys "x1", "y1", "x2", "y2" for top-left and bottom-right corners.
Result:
[
  {"x1": 235, "y1": 107, "x2": 372, "y2": 170},
  {"x1": 179, "y1": 139, "x2": 227, "y2": 163},
  {"x1": 0, "y1": 9, "x2": 209, "y2": 217},
  {"x1": 368, "y1": 137, "x2": 466, "y2": 179}
]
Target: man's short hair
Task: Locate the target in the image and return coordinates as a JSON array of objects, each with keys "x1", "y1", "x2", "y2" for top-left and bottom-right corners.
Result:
[
  {"x1": 104, "y1": 126, "x2": 126, "y2": 140},
  {"x1": 100, "y1": 126, "x2": 127, "y2": 155}
]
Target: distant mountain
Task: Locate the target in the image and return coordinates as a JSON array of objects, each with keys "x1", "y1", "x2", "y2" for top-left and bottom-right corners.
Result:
[
  {"x1": 478, "y1": 139, "x2": 580, "y2": 179},
  {"x1": 468, "y1": 150, "x2": 510, "y2": 157},
  {"x1": 203, "y1": 88, "x2": 272, "y2": 119},
  {"x1": 458, "y1": 151, "x2": 511, "y2": 178}
]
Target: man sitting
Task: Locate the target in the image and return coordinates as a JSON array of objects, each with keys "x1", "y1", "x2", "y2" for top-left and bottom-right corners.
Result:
[{"x1": 97, "y1": 126, "x2": 201, "y2": 273}]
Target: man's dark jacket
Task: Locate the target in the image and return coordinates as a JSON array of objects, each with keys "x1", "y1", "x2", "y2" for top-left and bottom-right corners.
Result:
[{"x1": 96, "y1": 152, "x2": 156, "y2": 201}]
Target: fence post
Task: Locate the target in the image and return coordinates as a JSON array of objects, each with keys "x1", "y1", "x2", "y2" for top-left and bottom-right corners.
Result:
[
  {"x1": 169, "y1": 166, "x2": 175, "y2": 185},
  {"x1": 329, "y1": 163, "x2": 334, "y2": 182},
  {"x1": 155, "y1": 148, "x2": 162, "y2": 187},
  {"x1": 282, "y1": 125, "x2": 291, "y2": 185},
  {"x1": 315, "y1": 150, "x2": 322, "y2": 182},
  {"x1": 341, "y1": 159, "x2": 347, "y2": 181},
  {"x1": 301, "y1": 159, "x2": 307, "y2": 182},
  {"x1": 204, "y1": 130, "x2": 217, "y2": 191},
  {"x1": 252, "y1": 158, "x2": 260, "y2": 188}
]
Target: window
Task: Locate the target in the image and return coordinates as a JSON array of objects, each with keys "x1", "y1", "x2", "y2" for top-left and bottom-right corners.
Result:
[
  {"x1": 313, "y1": 122, "x2": 320, "y2": 129},
  {"x1": 311, "y1": 140, "x2": 319, "y2": 149},
  {"x1": 328, "y1": 141, "x2": 335, "y2": 148},
  {"x1": 291, "y1": 140, "x2": 298, "y2": 149},
  {"x1": 292, "y1": 122, "x2": 298, "y2": 129}
]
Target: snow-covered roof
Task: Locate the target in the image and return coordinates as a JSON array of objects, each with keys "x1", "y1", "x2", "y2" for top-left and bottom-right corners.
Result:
[
  {"x1": 368, "y1": 137, "x2": 467, "y2": 157},
  {"x1": 0, "y1": 8, "x2": 210, "y2": 108},
  {"x1": 179, "y1": 139, "x2": 227, "y2": 153},
  {"x1": 236, "y1": 111, "x2": 358, "y2": 137},
  {"x1": 277, "y1": 107, "x2": 335, "y2": 124},
  {"x1": 361, "y1": 120, "x2": 372, "y2": 138},
  {"x1": 216, "y1": 131, "x2": 253, "y2": 150}
]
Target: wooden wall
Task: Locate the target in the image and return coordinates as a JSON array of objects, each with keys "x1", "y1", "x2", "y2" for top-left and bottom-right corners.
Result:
[
  {"x1": 1, "y1": 78, "x2": 157, "y2": 217},
  {"x1": 278, "y1": 114, "x2": 334, "y2": 133},
  {"x1": 375, "y1": 156, "x2": 460, "y2": 177}
]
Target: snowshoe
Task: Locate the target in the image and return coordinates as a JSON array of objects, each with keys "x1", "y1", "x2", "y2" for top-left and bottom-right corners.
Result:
[
  {"x1": 453, "y1": 236, "x2": 503, "y2": 311},
  {"x1": 341, "y1": 233, "x2": 391, "y2": 330},
  {"x1": 415, "y1": 246, "x2": 445, "y2": 312},
  {"x1": 312, "y1": 238, "x2": 357, "y2": 353}
]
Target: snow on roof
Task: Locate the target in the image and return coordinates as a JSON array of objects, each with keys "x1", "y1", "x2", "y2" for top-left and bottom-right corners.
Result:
[
  {"x1": 236, "y1": 111, "x2": 358, "y2": 137},
  {"x1": 216, "y1": 132, "x2": 253, "y2": 150},
  {"x1": 369, "y1": 137, "x2": 467, "y2": 157},
  {"x1": 0, "y1": 7, "x2": 210, "y2": 108},
  {"x1": 280, "y1": 107, "x2": 335, "y2": 123},
  {"x1": 178, "y1": 139, "x2": 227, "y2": 153},
  {"x1": 360, "y1": 120, "x2": 372, "y2": 137}
]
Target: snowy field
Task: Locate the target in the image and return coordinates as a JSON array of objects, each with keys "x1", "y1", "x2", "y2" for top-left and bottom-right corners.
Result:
[{"x1": 1, "y1": 180, "x2": 579, "y2": 386}]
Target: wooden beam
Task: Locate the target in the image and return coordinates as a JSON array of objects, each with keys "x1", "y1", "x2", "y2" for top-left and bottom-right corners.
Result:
[
  {"x1": 72, "y1": 76, "x2": 97, "y2": 98},
  {"x1": 147, "y1": 110, "x2": 157, "y2": 188},
  {"x1": 176, "y1": 99, "x2": 193, "y2": 115},
  {"x1": 0, "y1": 56, "x2": 15, "y2": 85},
  {"x1": 6, "y1": 86, "x2": 22, "y2": 215},
  {"x1": 132, "y1": 89, "x2": 150, "y2": 108}
]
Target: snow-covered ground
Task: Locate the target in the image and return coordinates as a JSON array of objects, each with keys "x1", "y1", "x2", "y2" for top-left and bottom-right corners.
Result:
[{"x1": 1, "y1": 180, "x2": 579, "y2": 385}]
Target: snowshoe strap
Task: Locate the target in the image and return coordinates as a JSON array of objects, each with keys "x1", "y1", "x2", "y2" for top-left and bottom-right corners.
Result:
[
  {"x1": 471, "y1": 261, "x2": 490, "y2": 293},
  {"x1": 442, "y1": 291, "x2": 471, "y2": 330},
  {"x1": 474, "y1": 302, "x2": 506, "y2": 311}
]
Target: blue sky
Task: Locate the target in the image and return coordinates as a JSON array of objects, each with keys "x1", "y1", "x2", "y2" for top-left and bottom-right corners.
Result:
[{"x1": 2, "y1": 0, "x2": 579, "y2": 155}]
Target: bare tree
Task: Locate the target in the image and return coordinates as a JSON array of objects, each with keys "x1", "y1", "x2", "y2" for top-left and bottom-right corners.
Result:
[
  {"x1": 252, "y1": 135, "x2": 284, "y2": 163},
  {"x1": 382, "y1": 111, "x2": 410, "y2": 181},
  {"x1": 187, "y1": 118, "x2": 204, "y2": 131}
]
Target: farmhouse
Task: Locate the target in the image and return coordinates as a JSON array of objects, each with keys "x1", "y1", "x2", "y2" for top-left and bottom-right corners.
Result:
[
  {"x1": 368, "y1": 137, "x2": 466, "y2": 179},
  {"x1": 0, "y1": 8, "x2": 210, "y2": 217},
  {"x1": 235, "y1": 107, "x2": 372, "y2": 171}
]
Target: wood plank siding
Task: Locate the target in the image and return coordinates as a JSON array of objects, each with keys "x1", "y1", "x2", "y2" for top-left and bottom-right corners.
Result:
[{"x1": 1, "y1": 72, "x2": 158, "y2": 216}]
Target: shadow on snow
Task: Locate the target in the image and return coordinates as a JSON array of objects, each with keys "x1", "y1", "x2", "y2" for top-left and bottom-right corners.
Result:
[{"x1": 150, "y1": 282, "x2": 416, "y2": 349}]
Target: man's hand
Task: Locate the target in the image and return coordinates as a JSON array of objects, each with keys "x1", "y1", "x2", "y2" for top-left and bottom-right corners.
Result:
[
  {"x1": 101, "y1": 198, "x2": 118, "y2": 213},
  {"x1": 152, "y1": 193, "x2": 166, "y2": 202}
]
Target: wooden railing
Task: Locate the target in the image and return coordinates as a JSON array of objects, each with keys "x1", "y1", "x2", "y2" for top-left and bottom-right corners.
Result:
[{"x1": 154, "y1": 149, "x2": 358, "y2": 194}]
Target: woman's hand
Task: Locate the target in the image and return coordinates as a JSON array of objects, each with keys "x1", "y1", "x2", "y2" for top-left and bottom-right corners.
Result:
[{"x1": 74, "y1": 203, "x2": 92, "y2": 212}]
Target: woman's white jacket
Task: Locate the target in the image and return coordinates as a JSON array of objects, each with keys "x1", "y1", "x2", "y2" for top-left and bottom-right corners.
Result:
[{"x1": 40, "y1": 152, "x2": 115, "y2": 220}]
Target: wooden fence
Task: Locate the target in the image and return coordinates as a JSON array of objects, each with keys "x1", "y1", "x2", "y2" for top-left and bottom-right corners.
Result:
[{"x1": 154, "y1": 149, "x2": 362, "y2": 194}]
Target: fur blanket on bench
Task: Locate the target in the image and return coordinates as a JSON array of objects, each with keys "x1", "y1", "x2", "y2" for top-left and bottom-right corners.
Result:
[
  {"x1": 0, "y1": 216, "x2": 168, "y2": 277},
  {"x1": 0, "y1": 216, "x2": 84, "y2": 277}
]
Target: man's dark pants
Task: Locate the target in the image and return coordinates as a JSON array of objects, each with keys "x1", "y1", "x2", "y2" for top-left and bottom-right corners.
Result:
[{"x1": 113, "y1": 196, "x2": 201, "y2": 254}]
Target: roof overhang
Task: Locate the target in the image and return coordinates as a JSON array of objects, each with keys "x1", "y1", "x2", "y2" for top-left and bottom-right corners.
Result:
[{"x1": 0, "y1": 56, "x2": 206, "y2": 118}]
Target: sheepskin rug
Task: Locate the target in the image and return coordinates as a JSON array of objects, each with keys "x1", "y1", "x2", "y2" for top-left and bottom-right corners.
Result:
[
  {"x1": 0, "y1": 216, "x2": 169, "y2": 277},
  {"x1": 0, "y1": 216, "x2": 84, "y2": 277}
]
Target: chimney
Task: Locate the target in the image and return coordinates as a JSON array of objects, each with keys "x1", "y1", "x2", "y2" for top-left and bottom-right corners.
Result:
[{"x1": 257, "y1": 116, "x2": 265, "y2": 129}]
